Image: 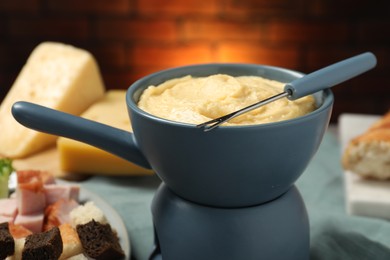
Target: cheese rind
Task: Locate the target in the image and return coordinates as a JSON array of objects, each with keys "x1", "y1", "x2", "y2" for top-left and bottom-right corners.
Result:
[
  {"x1": 57, "y1": 90, "x2": 153, "y2": 176},
  {"x1": 0, "y1": 42, "x2": 105, "y2": 158}
]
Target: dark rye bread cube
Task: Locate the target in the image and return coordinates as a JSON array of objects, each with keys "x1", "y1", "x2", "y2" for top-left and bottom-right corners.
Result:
[
  {"x1": 0, "y1": 222, "x2": 15, "y2": 259},
  {"x1": 22, "y1": 226, "x2": 63, "y2": 260},
  {"x1": 77, "y1": 219, "x2": 125, "y2": 260}
]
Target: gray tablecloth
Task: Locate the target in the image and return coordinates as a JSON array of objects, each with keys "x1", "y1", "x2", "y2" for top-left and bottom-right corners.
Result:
[{"x1": 80, "y1": 130, "x2": 390, "y2": 260}]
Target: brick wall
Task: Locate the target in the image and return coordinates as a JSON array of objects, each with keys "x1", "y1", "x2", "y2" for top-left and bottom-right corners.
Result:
[{"x1": 0, "y1": 0, "x2": 389, "y2": 122}]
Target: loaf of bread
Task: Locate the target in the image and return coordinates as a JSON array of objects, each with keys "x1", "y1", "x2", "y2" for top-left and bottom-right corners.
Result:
[{"x1": 342, "y1": 111, "x2": 390, "y2": 179}]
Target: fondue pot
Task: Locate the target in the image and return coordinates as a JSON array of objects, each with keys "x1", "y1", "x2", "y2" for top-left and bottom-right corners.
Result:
[{"x1": 12, "y1": 54, "x2": 376, "y2": 259}]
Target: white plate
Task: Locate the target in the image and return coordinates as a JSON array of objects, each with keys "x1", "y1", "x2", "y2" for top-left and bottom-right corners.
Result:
[
  {"x1": 59, "y1": 180, "x2": 131, "y2": 259},
  {"x1": 339, "y1": 113, "x2": 390, "y2": 220}
]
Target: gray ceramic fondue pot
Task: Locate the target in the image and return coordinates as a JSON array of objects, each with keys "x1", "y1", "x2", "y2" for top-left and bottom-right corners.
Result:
[{"x1": 12, "y1": 63, "x2": 333, "y2": 207}]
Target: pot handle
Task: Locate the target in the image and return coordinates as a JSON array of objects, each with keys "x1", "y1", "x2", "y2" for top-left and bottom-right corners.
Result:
[{"x1": 12, "y1": 101, "x2": 151, "y2": 169}]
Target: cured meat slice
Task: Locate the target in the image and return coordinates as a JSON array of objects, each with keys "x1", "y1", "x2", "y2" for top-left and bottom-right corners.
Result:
[
  {"x1": 44, "y1": 184, "x2": 80, "y2": 206},
  {"x1": 0, "y1": 198, "x2": 18, "y2": 219},
  {"x1": 14, "y1": 212, "x2": 44, "y2": 233},
  {"x1": 17, "y1": 171, "x2": 46, "y2": 215},
  {"x1": 9, "y1": 223, "x2": 33, "y2": 239},
  {"x1": 44, "y1": 199, "x2": 79, "y2": 231}
]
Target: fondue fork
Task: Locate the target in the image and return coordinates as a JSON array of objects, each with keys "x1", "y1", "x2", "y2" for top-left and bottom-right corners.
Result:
[{"x1": 197, "y1": 52, "x2": 377, "y2": 132}]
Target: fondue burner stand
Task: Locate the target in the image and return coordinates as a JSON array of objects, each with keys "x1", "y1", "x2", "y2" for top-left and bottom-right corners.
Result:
[{"x1": 149, "y1": 183, "x2": 309, "y2": 260}]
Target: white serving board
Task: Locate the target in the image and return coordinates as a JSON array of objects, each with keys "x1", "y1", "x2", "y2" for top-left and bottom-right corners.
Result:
[{"x1": 339, "y1": 113, "x2": 390, "y2": 220}]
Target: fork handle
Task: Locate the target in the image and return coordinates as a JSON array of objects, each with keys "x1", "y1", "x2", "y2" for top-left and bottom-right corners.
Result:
[{"x1": 285, "y1": 52, "x2": 377, "y2": 100}]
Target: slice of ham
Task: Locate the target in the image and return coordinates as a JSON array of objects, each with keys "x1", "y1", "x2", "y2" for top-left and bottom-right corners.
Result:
[
  {"x1": 0, "y1": 215, "x2": 13, "y2": 223},
  {"x1": 17, "y1": 188, "x2": 46, "y2": 215},
  {"x1": 6, "y1": 170, "x2": 85, "y2": 237},
  {"x1": 0, "y1": 198, "x2": 18, "y2": 219},
  {"x1": 43, "y1": 199, "x2": 79, "y2": 231},
  {"x1": 17, "y1": 170, "x2": 43, "y2": 188},
  {"x1": 17, "y1": 170, "x2": 55, "y2": 185},
  {"x1": 44, "y1": 184, "x2": 80, "y2": 206},
  {"x1": 40, "y1": 171, "x2": 56, "y2": 185},
  {"x1": 16, "y1": 170, "x2": 46, "y2": 215},
  {"x1": 14, "y1": 212, "x2": 44, "y2": 233},
  {"x1": 8, "y1": 222, "x2": 33, "y2": 239}
]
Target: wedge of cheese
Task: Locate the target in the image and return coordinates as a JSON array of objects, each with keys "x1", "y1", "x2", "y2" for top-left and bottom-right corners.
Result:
[
  {"x1": 57, "y1": 90, "x2": 153, "y2": 176},
  {"x1": 0, "y1": 42, "x2": 105, "y2": 158}
]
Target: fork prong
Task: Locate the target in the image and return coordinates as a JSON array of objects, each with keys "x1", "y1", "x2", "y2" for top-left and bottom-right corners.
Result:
[
  {"x1": 196, "y1": 120, "x2": 221, "y2": 130},
  {"x1": 196, "y1": 114, "x2": 233, "y2": 131},
  {"x1": 196, "y1": 91, "x2": 289, "y2": 132},
  {"x1": 196, "y1": 119, "x2": 216, "y2": 128},
  {"x1": 202, "y1": 121, "x2": 223, "y2": 132},
  {"x1": 196, "y1": 117, "x2": 223, "y2": 128}
]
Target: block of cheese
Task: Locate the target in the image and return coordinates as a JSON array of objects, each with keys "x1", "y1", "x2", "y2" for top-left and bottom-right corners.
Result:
[
  {"x1": 0, "y1": 42, "x2": 105, "y2": 158},
  {"x1": 339, "y1": 113, "x2": 390, "y2": 220},
  {"x1": 57, "y1": 90, "x2": 153, "y2": 176}
]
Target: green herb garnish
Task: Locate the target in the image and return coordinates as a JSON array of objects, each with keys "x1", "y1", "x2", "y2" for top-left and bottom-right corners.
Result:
[{"x1": 0, "y1": 158, "x2": 14, "y2": 198}]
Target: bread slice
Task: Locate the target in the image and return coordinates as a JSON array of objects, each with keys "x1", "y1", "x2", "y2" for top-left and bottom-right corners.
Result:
[
  {"x1": 342, "y1": 111, "x2": 390, "y2": 179},
  {"x1": 0, "y1": 222, "x2": 15, "y2": 259},
  {"x1": 70, "y1": 201, "x2": 107, "y2": 227},
  {"x1": 7, "y1": 237, "x2": 25, "y2": 260},
  {"x1": 22, "y1": 226, "x2": 63, "y2": 260},
  {"x1": 66, "y1": 254, "x2": 88, "y2": 260},
  {"x1": 59, "y1": 223, "x2": 83, "y2": 260},
  {"x1": 76, "y1": 220, "x2": 124, "y2": 260}
]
